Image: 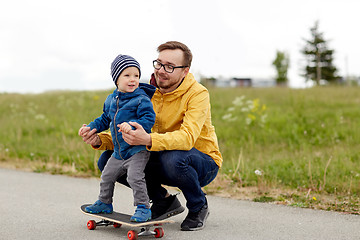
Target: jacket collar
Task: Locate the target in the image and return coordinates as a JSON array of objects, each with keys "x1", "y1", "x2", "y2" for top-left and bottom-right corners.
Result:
[{"x1": 151, "y1": 73, "x2": 196, "y2": 98}]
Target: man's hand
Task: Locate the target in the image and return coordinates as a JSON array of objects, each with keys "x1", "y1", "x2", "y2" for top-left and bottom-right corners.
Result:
[
  {"x1": 78, "y1": 124, "x2": 102, "y2": 147},
  {"x1": 121, "y1": 122, "x2": 151, "y2": 147}
]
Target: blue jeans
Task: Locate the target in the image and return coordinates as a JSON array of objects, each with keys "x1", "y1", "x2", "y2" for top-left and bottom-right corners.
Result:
[{"x1": 97, "y1": 148, "x2": 219, "y2": 212}]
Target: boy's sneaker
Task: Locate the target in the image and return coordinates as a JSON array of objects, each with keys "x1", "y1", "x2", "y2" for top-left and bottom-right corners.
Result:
[
  {"x1": 151, "y1": 194, "x2": 185, "y2": 220},
  {"x1": 85, "y1": 200, "x2": 113, "y2": 214},
  {"x1": 180, "y1": 199, "x2": 209, "y2": 231},
  {"x1": 130, "y1": 205, "x2": 151, "y2": 222}
]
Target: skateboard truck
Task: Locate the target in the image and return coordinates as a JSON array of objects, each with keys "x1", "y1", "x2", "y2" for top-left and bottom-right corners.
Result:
[
  {"x1": 86, "y1": 219, "x2": 165, "y2": 239},
  {"x1": 81, "y1": 204, "x2": 171, "y2": 239},
  {"x1": 128, "y1": 225, "x2": 164, "y2": 239},
  {"x1": 87, "y1": 219, "x2": 121, "y2": 229}
]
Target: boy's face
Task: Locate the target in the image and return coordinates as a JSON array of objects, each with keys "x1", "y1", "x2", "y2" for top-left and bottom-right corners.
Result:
[{"x1": 116, "y1": 67, "x2": 140, "y2": 93}]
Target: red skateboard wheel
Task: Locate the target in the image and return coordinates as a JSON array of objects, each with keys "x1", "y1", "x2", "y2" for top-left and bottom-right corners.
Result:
[
  {"x1": 127, "y1": 230, "x2": 138, "y2": 240},
  {"x1": 87, "y1": 220, "x2": 96, "y2": 230}
]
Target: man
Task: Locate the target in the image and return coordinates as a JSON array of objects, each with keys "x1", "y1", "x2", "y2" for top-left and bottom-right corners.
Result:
[{"x1": 81, "y1": 41, "x2": 222, "y2": 231}]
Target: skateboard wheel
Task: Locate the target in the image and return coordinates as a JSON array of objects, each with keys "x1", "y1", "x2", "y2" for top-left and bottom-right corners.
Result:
[
  {"x1": 127, "y1": 230, "x2": 138, "y2": 240},
  {"x1": 87, "y1": 220, "x2": 96, "y2": 230},
  {"x1": 113, "y1": 223, "x2": 121, "y2": 228},
  {"x1": 154, "y1": 227, "x2": 164, "y2": 238}
]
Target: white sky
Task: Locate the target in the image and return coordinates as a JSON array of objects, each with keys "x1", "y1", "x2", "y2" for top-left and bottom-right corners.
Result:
[{"x1": 1, "y1": 0, "x2": 359, "y2": 93}]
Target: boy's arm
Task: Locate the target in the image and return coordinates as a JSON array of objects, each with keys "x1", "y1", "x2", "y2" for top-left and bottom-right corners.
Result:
[
  {"x1": 88, "y1": 96, "x2": 112, "y2": 133},
  {"x1": 88, "y1": 112, "x2": 111, "y2": 133},
  {"x1": 128, "y1": 97, "x2": 156, "y2": 133}
]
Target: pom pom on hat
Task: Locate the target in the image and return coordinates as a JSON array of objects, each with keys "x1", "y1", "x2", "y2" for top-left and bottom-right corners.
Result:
[{"x1": 111, "y1": 55, "x2": 141, "y2": 85}]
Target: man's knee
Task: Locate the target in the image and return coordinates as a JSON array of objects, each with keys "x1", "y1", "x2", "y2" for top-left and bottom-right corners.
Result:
[
  {"x1": 157, "y1": 151, "x2": 189, "y2": 182},
  {"x1": 159, "y1": 151, "x2": 186, "y2": 170},
  {"x1": 98, "y1": 150, "x2": 113, "y2": 172}
]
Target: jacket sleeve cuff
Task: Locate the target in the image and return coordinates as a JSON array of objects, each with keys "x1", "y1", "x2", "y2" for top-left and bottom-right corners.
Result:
[
  {"x1": 92, "y1": 132, "x2": 114, "y2": 150},
  {"x1": 146, "y1": 133, "x2": 163, "y2": 151}
]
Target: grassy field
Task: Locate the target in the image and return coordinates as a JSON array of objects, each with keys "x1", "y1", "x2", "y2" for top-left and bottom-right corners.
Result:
[{"x1": 0, "y1": 86, "x2": 359, "y2": 213}]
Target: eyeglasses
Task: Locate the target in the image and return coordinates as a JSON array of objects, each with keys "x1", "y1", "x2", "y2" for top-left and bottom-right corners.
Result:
[{"x1": 153, "y1": 60, "x2": 188, "y2": 73}]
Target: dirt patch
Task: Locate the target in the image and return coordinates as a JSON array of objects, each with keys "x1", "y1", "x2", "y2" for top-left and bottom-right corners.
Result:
[{"x1": 204, "y1": 173, "x2": 360, "y2": 214}]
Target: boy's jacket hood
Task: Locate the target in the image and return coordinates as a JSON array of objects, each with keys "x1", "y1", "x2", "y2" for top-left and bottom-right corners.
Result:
[{"x1": 115, "y1": 82, "x2": 156, "y2": 100}]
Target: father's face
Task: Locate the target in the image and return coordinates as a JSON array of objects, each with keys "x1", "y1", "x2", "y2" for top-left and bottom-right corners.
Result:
[{"x1": 154, "y1": 49, "x2": 189, "y2": 94}]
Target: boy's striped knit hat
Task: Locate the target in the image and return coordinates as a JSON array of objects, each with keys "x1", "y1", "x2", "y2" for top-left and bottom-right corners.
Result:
[{"x1": 111, "y1": 54, "x2": 141, "y2": 85}]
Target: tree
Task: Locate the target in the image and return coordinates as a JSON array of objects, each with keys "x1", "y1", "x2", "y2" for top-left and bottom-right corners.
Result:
[
  {"x1": 301, "y1": 21, "x2": 341, "y2": 85},
  {"x1": 272, "y1": 50, "x2": 290, "y2": 86}
]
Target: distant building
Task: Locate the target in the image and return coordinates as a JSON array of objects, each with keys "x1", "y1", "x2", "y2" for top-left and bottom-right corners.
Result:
[
  {"x1": 232, "y1": 78, "x2": 252, "y2": 87},
  {"x1": 251, "y1": 78, "x2": 276, "y2": 87},
  {"x1": 202, "y1": 77, "x2": 275, "y2": 88}
]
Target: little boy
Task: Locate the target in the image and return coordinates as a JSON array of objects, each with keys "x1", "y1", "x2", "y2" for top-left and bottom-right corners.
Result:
[{"x1": 79, "y1": 54, "x2": 156, "y2": 222}]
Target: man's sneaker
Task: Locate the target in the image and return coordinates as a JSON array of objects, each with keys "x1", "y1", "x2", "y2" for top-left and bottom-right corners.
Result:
[
  {"x1": 180, "y1": 200, "x2": 209, "y2": 231},
  {"x1": 151, "y1": 194, "x2": 185, "y2": 220},
  {"x1": 85, "y1": 200, "x2": 113, "y2": 214},
  {"x1": 130, "y1": 205, "x2": 152, "y2": 222}
]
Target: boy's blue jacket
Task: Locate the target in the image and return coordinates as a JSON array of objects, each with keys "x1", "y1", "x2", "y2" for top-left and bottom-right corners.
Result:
[{"x1": 88, "y1": 83, "x2": 156, "y2": 160}]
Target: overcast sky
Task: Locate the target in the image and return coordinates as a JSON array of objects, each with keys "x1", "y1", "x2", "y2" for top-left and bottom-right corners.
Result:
[{"x1": 1, "y1": 0, "x2": 359, "y2": 93}]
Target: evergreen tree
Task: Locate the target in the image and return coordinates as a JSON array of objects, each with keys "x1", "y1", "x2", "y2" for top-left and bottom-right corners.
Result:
[
  {"x1": 301, "y1": 21, "x2": 340, "y2": 85},
  {"x1": 272, "y1": 50, "x2": 290, "y2": 86}
]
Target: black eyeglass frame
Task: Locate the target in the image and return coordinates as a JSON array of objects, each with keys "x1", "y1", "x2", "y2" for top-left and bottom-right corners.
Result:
[{"x1": 152, "y1": 60, "x2": 188, "y2": 73}]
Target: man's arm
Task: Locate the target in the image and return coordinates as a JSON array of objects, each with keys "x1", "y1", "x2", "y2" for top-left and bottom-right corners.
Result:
[
  {"x1": 94, "y1": 132, "x2": 114, "y2": 150},
  {"x1": 121, "y1": 122, "x2": 152, "y2": 147},
  {"x1": 79, "y1": 124, "x2": 114, "y2": 150},
  {"x1": 121, "y1": 87, "x2": 210, "y2": 151}
]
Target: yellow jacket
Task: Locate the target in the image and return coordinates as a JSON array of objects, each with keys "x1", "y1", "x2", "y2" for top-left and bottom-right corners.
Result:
[{"x1": 96, "y1": 73, "x2": 223, "y2": 168}]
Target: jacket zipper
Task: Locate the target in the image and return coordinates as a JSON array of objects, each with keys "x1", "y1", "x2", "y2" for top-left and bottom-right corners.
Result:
[{"x1": 113, "y1": 96, "x2": 124, "y2": 160}]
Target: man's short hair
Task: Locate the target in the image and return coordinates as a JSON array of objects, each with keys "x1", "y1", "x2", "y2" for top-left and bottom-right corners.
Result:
[{"x1": 157, "y1": 41, "x2": 192, "y2": 68}]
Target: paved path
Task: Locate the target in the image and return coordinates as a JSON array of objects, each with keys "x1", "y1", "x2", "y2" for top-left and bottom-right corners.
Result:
[{"x1": 1, "y1": 168, "x2": 359, "y2": 240}]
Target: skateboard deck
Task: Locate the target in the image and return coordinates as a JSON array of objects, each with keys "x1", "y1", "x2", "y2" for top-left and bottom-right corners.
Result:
[{"x1": 81, "y1": 204, "x2": 174, "y2": 239}]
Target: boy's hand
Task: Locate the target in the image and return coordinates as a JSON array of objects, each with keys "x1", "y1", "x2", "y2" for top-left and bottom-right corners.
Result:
[{"x1": 118, "y1": 122, "x2": 132, "y2": 133}]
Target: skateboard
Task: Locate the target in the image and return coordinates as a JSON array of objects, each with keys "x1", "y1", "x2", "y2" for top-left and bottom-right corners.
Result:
[{"x1": 81, "y1": 204, "x2": 174, "y2": 240}]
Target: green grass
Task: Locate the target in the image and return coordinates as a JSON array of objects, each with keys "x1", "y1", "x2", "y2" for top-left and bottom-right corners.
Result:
[
  {"x1": 1, "y1": 86, "x2": 359, "y2": 212},
  {"x1": 209, "y1": 87, "x2": 360, "y2": 195},
  {"x1": 0, "y1": 91, "x2": 106, "y2": 175}
]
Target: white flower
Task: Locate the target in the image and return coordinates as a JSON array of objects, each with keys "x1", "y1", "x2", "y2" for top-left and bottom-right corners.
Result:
[
  {"x1": 261, "y1": 114, "x2": 267, "y2": 123},
  {"x1": 246, "y1": 100, "x2": 254, "y2": 108},
  {"x1": 232, "y1": 96, "x2": 245, "y2": 106},
  {"x1": 222, "y1": 113, "x2": 232, "y2": 120},
  {"x1": 339, "y1": 116, "x2": 344, "y2": 124},
  {"x1": 255, "y1": 170, "x2": 262, "y2": 176},
  {"x1": 35, "y1": 114, "x2": 46, "y2": 120},
  {"x1": 222, "y1": 113, "x2": 237, "y2": 122},
  {"x1": 245, "y1": 117, "x2": 252, "y2": 125}
]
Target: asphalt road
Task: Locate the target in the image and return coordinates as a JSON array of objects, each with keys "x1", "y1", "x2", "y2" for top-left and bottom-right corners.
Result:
[{"x1": 1, "y1": 168, "x2": 359, "y2": 240}]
